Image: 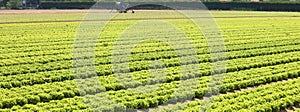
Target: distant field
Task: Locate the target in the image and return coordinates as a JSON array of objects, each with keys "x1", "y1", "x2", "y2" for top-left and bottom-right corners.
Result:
[
  {"x1": 0, "y1": 10, "x2": 300, "y2": 22},
  {"x1": 0, "y1": 10, "x2": 300, "y2": 111}
]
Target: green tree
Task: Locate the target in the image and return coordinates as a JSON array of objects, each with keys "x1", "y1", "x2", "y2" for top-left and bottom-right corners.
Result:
[
  {"x1": 0, "y1": 0, "x2": 3, "y2": 7},
  {"x1": 7, "y1": 0, "x2": 21, "y2": 9}
]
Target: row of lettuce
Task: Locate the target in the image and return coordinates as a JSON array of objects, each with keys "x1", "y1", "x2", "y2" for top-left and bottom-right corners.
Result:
[
  {"x1": 0, "y1": 33, "x2": 299, "y2": 77},
  {"x1": 1, "y1": 26, "x2": 298, "y2": 60},
  {"x1": 1, "y1": 37, "x2": 299, "y2": 76},
  {"x1": 1, "y1": 45, "x2": 300, "y2": 89},
  {"x1": 1, "y1": 70, "x2": 300, "y2": 111},
  {"x1": 0, "y1": 59, "x2": 300, "y2": 109},
  {"x1": 1, "y1": 14, "x2": 300, "y2": 111},
  {"x1": 153, "y1": 77, "x2": 300, "y2": 112}
]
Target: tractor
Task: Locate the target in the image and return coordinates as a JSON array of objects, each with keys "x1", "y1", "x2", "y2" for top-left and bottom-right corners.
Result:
[{"x1": 114, "y1": 1, "x2": 134, "y2": 13}]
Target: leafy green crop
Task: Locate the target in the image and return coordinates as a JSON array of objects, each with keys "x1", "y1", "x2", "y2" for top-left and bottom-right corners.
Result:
[{"x1": 0, "y1": 11, "x2": 300, "y2": 111}]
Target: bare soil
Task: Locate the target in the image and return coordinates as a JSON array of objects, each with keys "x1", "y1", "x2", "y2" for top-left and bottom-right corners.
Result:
[{"x1": 0, "y1": 10, "x2": 177, "y2": 14}]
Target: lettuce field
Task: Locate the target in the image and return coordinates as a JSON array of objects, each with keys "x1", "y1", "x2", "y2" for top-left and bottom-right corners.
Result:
[{"x1": 0, "y1": 10, "x2": 300, "y2": 111}]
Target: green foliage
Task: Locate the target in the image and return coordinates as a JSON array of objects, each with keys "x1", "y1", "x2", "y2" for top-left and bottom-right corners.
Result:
[
  {"x1": 16, "y1": 97, "x2": 28, "y2": 106},
  {"x1": 49, "y1": 92, "x2": 64, "y2": 100},
  {"x1": 154, "y1": 77, "x2": 300, "y2": 111},
  {"x1": 2, "y1": 99, "x2": 17, "y2": 108},
  {"x1": 39, "y1": 0, "x2": 300, "y2": 3},
  {"x1": 6, "y1": 0, "x2": 21, "y2": 9},
  {"x1": 1, "y1": 11, "x2": 300, "y2": 111},
  {"x1": 25, "y1": 95, "x2": 40, "y2": 104},
  {"x1": 38, "y1": 93, "x2": 52, "y2": 102},
  {"x1": 0, "y1": 0, "x2": 3, "y2": 7}
]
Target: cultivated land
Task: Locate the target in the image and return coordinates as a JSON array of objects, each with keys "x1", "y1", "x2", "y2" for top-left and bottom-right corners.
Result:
[{"x1": 0, "y1": 10, "x2": 300, "y2": 111}]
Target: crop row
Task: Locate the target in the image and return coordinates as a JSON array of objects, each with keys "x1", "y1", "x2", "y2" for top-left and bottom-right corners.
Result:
[
  {"x1": 1, "y1": 45, "x2": 300, "y2": 78},
  {"x1": 1, "y1": 38, "x2": 300, "y2": 68},
  {"x1": 0, "y1": 30, "x2": 291, "y2": 59},
  {"x1": 1, "y1": 60, "x2": 300, "y2": 110},
  {"x1": 1, "y1": 20, "x2": 298, "y2": 47},
  {"x1": 1, "y1": 35, "x2": 300, "y2": 73},
  {"x1": 2, "y1": 29, "x2": 299, "y2": 56},
  {"x1": 153, "y1": 77, "x2": 300, "y2": 112},
  {"x1": 1, "y1": 46, "x2": 297, "y2": 87},
  {"x1": 1, "y1": 48, "x2": 300, "y2": 89},
  {"x1": 1, "y1": 16, "x2": 298, "y2": 48},
  {"x1": 0, "y1": 57, "x2": 300, "y2": 109},
  {"x1": 1, "y1": 35, "x2": 299, "y2": 65},
  {"x1": 2, "y1": 19, "x2": 300, "y2": 55}
]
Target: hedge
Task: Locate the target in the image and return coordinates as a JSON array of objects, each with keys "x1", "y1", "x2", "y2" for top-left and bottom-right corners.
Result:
[{"x1": 38, "y1": 2, "x2": 300, "y2": 11}]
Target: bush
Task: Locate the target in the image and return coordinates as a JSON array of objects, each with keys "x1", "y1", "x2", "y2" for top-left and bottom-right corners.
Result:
[{"x1": 6, "y1": 0, "x2": 21, "y2": 9}]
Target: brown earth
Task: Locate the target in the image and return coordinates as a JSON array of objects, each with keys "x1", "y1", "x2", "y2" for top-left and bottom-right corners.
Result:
[
  {"x1": 0, "y1": 10, "x2": 106, "y2": 14},
  {"x1": 0, "y1": 10, "x2": 178, "y2": 14}
]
